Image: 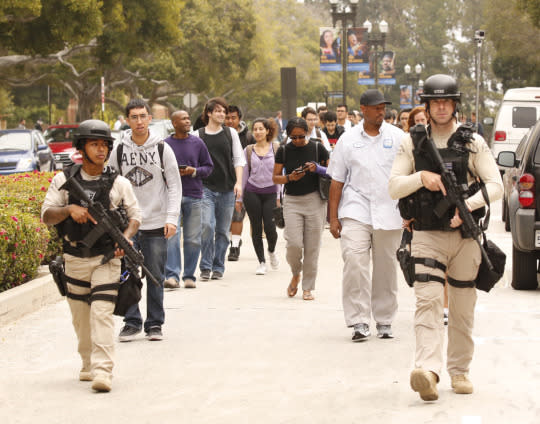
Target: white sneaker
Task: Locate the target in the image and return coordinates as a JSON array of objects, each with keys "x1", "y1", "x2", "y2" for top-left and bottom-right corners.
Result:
[
  {"x1": 268, "y1": 251, "x2": 279, "y2": 270},
  {"x1": 255, "y1": 262, "x2": 267, "y2": 275}
]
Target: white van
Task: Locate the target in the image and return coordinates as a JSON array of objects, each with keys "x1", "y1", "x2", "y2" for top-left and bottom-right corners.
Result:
[{"x1": 491, "y1": 87, "x2": 540, "y2": 163}]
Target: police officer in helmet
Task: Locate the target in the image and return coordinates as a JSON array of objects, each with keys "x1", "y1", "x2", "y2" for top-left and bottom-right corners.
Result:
[
  {"x1": 41, "y1": 119, "x2": 141, "y2": 392},
  {"x1": 388, "y1": 74, "x2": 503, "y2": 401}
]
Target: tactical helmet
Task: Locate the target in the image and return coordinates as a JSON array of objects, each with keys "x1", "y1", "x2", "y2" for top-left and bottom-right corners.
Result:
[
  {"x1": 420, "y1": 74, "x2": 461, "y2": 103},
  {"x1": 73, "y1": 119, "x2": 115, "y2": 151}
]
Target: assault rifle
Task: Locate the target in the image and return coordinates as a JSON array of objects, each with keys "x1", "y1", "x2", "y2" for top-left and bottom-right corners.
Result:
[
  {"x1": 60, "y1": 176, "x2": 160, "y2": 287},
  {"x1": 410, "y1": 124, "x2": 493, "y2": 270}
]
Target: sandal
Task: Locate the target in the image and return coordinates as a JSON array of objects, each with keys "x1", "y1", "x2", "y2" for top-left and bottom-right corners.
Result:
[
  {"x1": 303, "y1": 291, "x2": 314, "y2": 301},
  {"x1": 287, "y1": 275, "x2": 300, "y2": 297}
]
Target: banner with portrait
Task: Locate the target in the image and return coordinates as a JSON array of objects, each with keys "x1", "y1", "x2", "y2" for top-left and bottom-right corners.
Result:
[
  {"x1": 346, "y1": 27, "x2": 369, "y2": 72},
  {"x1": 400, "y1": 84, "x2": 413, "y2": 109},
  {"x1": 319, "y1": 27, "x2": 341, "y2": 71},
  {"x1": 357, "y1": 50, "x2": 396, "y2": 85}
]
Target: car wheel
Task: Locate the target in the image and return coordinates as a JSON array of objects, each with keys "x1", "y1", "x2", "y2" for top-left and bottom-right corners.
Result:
[{"x1": 511, "y1": 245, "x2": 538, "y2": 290}]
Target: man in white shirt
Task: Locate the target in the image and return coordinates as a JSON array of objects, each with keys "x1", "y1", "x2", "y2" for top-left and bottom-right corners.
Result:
[
  {"x1": 336, "y1": 104, "x2": 352, "y2": 131},
  {"x1": 328, "y1": 89, "x2": 404, "y2": 342},
  {"x1": 301, "y1": 106, "x2": 332, "y2": 151}
]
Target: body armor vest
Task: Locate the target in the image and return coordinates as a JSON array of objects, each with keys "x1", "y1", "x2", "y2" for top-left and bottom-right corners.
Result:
[
  {"x1": 398, "y1": 125, "x2": 484, "y2": 231},
  {"x1": 56, "y1": 165, "x2": 122, "y2": 257}
]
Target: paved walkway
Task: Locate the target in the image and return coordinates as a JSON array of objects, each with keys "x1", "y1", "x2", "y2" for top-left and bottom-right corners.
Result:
[{"x1": 0, "y1": 209, "x2": 539, "y2": 423}]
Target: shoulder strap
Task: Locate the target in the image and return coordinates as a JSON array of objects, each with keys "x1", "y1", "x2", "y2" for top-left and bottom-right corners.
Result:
[
  {"x1": 315, "y1": 139, "x2": 319, "y2": 162},
  {"x1": 272, "y1": 141, "x2": 280, "y2": 154},
  {"x1": 158, "y1": 141, "x2": 166, "y2": 185},
  {"x1": 246, "y1": 144, "x2": 254, "y2": 174},
  {"x1": 198, "y1": 128, "x2": 206, "y2": 139},
  {"x1": 116, "y1": 144, "x2": 124, "y2": 176},
  {"x1": 316, "y1": 128, "x2": 322, "y2": 139},
  {"x1": 222, "y1": 125, "x2": 233, "y2": 160}
]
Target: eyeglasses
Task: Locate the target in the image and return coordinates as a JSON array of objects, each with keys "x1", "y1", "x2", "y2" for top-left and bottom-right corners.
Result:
[
  {"x1": 128, "y1": 114, "x2": 149, "y2": 121},
  {"x1": 289, "y1": 135, "x2": 306, "y2": 140}
]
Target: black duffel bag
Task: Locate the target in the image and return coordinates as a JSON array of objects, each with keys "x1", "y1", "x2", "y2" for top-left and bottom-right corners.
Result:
[
  {"x1": 474, "y1": 232, "x2": 506, "y2": 293},
  {"x1": 113, "y1": 260, "x2": 143, "y2": 316}
]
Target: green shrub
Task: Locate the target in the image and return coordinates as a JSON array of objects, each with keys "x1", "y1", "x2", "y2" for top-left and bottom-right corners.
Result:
[{"x1": 0, "y1": 170, "x2": 60, "y2": 292}]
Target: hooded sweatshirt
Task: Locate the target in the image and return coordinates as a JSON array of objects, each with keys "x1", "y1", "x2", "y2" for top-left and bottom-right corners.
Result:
[{"x1": 109, "y1": 128, "x2": 181, "y2": 231}]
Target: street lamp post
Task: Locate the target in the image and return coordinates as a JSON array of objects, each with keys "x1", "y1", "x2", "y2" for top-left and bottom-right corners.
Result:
[
  {"x1": 404, "y1": 63, "x2": 422, "y2": 105},
  {"x1": 329, "y1": 0, "x2": 359, "y2": 105},
  {"x1": 363, "y1": 19, "x2": 388, "y2": 88}
]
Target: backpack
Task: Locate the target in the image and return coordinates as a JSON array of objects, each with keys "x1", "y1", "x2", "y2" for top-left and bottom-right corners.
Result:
[
  {"x1": 116, "y1": 141, "x2": 166, "y2": 184},
  {"x1": 246, "y1": 141, "x2": 280, "y2": 174}
]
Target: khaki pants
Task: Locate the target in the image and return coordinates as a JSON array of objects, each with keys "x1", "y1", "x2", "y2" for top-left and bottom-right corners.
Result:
[
  {"x1": 283, "y1": 192, "x2": 326, "y2": 291},
  {"x1": 412, "y1": 230, "x2": 481, "y2": 377},
  {"x1": 340, "y1": 218, "x2": 401, "y2": 327},
  {"x1": 64, "y1": 253, "x2": 120, "y2": 378}
]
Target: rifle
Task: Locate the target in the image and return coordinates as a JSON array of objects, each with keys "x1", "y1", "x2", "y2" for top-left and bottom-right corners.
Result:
[
  {"x1": 410, "y1": 124, "x2": 493, "y2": 270},
  {"x1": 60, "y1": 176, "x2": 160, "y2": 287}
]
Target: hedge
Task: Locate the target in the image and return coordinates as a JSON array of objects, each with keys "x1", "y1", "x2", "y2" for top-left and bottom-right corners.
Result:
[{"x1": 0, "y1": 171, "x2": 60, "y2": 292}]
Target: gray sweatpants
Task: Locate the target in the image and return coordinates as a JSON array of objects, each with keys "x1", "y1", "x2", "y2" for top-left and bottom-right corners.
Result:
[{"x1": 283, "y1": 191, "x2": 326, "y2": 291}]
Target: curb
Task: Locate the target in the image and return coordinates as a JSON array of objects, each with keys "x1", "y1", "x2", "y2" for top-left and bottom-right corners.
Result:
[{"x1": 0, "y1": 271, "x2": 61, "y2": 327}]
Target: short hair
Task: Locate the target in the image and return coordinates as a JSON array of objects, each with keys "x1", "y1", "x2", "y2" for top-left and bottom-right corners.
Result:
[
  {"x1": 324, "y1": 111, "x2": 337, "y2": 122},
  {"x1": 203, "y1": 97, "x2": 229, "y2": 125},
  {"x1": 301, "y1": 106, "x2": 317, "y2": 119},
  {"x1": 336, "y1": 104, "x2": 348, "y2": 111},
  {"x1": 317, "y1": 105, "x2": 328, "y2": 113},
  {"x1": 384, "y1": 109, "x2": 394, "y2": 120},
  {"x1": 228, "y1": 105, "x2": 242, "y2": 118},
  {"x1": 252, "y1": 117, "x2": 276, "y2": 141},
  {"x1": 285, "y1": 117, "x2": 309, "y2": 135},
  {"x1": 125, "y1": 98, "x2": 151, "y2": 117}
]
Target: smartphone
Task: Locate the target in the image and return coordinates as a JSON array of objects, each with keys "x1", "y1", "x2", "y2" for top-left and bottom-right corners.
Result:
[
  {"x1": 179, "y1": 165, "x2": 187, "y2": 170},
  {"x1": 294, "y1": 166, "x2": 305, "y2": 173}
]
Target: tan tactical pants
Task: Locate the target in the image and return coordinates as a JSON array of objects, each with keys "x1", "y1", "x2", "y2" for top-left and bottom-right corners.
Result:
[
  {"x1": 64, "y1": 253, "x2": 120, "y2": 378},
  {"x1": 411, "y1": 230, "x2": 481, "y2": 377}
]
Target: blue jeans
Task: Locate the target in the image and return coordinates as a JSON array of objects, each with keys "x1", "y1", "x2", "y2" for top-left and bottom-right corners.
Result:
[
  {"x1": 200, "y1": 187, "x2": 235, "y2": 274},
  {"x1": 165, "y1": 196, "x2": 202, "y2": 282},
  {"x1": 124, "y1": 230, "x2": 166, "y2": 332}
]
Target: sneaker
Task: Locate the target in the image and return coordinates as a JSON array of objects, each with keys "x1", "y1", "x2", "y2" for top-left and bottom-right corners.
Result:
[
  {"x1": 211, "y1": 271, "x2": 223, "y2": 280},
  {"x1": 92, "y1": 374, "x2": 112, "y2": 392},
  {"x1": 164, "y1": 278, "x2": 180, "y2": 289},
  {"x1": 228, "y1": 240, "x2": 242, "y2": 261},
  {"x1": 268, "y1": 251, "x2": 279, "y2": 270},
  {"x1": 146, "y1": 326, "x2": 163, "y2": 341},
  {"x1": 256, "y1": 262, "x2": 267, "y2": 275},
  {"x1": 451, "y1": 374, "x2": 473, "y2": 394},
  {"x1": 410, "y1": 368, "x2": 438, "y2": 401},
  {"x1": 118, "y1": 325, "x2": 141, "y2": 342},
  {"x1": 184, "y1": 278, "x2": 196, "y2": 289},
  {"x1": 376, "y1": 324, "x2": 394, "y2": 339},
  {"x1": 352, "y1": 323, "x2": 370, "y2": 342},
  {"x1": 200, "y1": 269, "x2": 211, "y2": 281}
]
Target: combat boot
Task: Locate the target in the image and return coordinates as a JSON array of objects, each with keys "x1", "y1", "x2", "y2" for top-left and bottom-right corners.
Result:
[
  {"x1": 451, "y1": 374, "x2": 473, "y2": 394},
  {"x1": 410, "y1": 368, "x2": 438, "y2": 401}
]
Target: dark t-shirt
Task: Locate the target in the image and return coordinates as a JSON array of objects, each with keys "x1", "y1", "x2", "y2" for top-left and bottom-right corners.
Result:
[{"x1": 275, "y1": 140, "x2": 329, "y2": 196}]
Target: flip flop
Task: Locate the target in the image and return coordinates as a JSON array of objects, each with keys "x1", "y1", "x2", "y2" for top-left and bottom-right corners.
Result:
[
  {"x1": 302, "y1": 291, "x2": 314, "y2": 301},
  {"x1": 287, "y1": 283, "x2": 298, "y2": 297}
]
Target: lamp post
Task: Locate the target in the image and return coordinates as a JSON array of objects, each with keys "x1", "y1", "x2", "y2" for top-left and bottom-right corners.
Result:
[
  {"x1": 329, "y1": 0, "x2": 359, "y2": 104},
  {"x1": 474, "y1": 29, "x2": 485, "y2": 131},
  {"x1": 404, "y1": 63, "x2": 422, "y2": 105},
  {"x1": 363, "y1": 19, "x2": 388, "y2": 88}
]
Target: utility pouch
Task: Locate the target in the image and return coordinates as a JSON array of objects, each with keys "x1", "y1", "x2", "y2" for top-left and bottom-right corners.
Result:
[
  {"x1": 113, "y1": 259, "x2": 143, "y2": 317},
  {"x1": 49, "y1": 256, "x2": 67, "y2": 296}
]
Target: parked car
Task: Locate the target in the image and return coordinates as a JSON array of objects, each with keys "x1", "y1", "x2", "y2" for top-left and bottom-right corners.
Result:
[
  {"x1": 497, "y1": 117, "x2": 540, "y2": 290},
  {"x1": 491, "y1": 87, "x2": 540, "y2": 172},
  {"x1": 44, "y1": 124, "x2": 79, "y2": 169},
  {"x1": 149, "y1": 119, "x2": 173, "y2": 140},
  {"x1": 0, "y1": 129, "x2": 54, "y2": 175}
]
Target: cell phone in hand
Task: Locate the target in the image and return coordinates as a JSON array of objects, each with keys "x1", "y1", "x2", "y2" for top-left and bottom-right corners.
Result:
[{"x1": 179, "y1": 165, "x2": 187, "y2": 169}]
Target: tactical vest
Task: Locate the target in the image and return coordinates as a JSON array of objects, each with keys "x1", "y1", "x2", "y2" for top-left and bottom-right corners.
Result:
[
  {"x1": 398, "y1": 126, "x2": 484, "y2": 231},
  {"x1": 56, "y1": 165, "x2": 123, "y2": 257}
]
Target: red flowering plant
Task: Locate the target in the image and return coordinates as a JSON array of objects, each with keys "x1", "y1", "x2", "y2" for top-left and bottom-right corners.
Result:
[{"x1": 0, "y1": 171, "x2": 58, "y2": 292}]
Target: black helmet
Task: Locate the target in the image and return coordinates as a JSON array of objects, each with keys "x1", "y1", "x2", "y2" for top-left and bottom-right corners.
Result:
[
  {"x1": 420, "y1": 74, "x2": 461, "y2": 103},
  {"x1": 73, "y1": 119, "x2": 114, "y2": 150}
]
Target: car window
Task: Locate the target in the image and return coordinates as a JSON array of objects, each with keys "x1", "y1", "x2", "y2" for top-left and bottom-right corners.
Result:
[
  {"x1": 0, "y1": 132, "x2": 32, "y2": 151},
  {"x1": 512, "y1": 107, "x2": 537, "y2": 129},
  {"x1": 45, "y1": 127, "x2": 77, "y2": 142}
]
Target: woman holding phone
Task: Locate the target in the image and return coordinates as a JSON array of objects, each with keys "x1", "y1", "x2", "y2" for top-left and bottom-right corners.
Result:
[{"x1": 272, "y1": 117, "x2": 329, "y2": 301}]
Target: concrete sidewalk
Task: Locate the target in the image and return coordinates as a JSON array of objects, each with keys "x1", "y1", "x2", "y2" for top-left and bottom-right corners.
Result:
[{"x1": 0, "y1": 223, "x2": 538, "y2": 424}]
